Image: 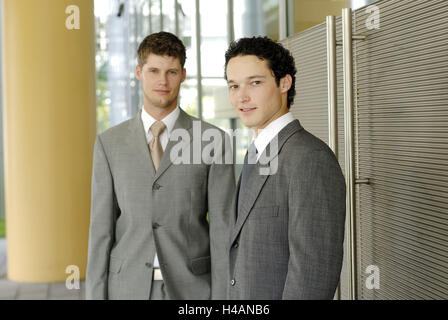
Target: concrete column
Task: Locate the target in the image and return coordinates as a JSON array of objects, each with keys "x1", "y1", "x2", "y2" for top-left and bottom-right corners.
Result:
[{"x1": 2, "y1": 0, "x2": 96, "y2": 282}]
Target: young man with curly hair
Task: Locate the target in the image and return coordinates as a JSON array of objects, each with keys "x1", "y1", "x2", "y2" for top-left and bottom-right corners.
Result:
[{"x1": 225, "y1": 36, "x2": 346, "y2": 300}]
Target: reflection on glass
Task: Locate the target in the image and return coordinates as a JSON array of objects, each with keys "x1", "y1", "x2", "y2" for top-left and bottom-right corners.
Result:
[
  {"x1": 162, "y1": 0, "x2": 176, "y2": 34},
  {"x1": 180, "y1": 78, "x2": 198, "y2": 118},
  {"x1": 234, "y1": 0, "x2": 279, "y2": 40},
  {"x1": 178, "y1": 0, "x2": 196, "y2": 77},
  {"x1": 141, "y1": 1, "x2": 151, "y2": 38},
  {"x1": 201, "y1": 79, "x2": 235, "y2": 120},
  {"x1": 150, "y1": 0, "x2": 161, "y2": 33},
  {"x1": 200, "y1": 0, "x2": 227, "y2": 78}
]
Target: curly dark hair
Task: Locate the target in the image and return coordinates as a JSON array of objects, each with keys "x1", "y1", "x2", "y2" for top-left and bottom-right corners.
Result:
[
  {"x1": 224, "y1": 36, "x2": 297, "y2": 108},
  {"x1": 137, "y1": 32, "x2": 186, "y2": 68}
]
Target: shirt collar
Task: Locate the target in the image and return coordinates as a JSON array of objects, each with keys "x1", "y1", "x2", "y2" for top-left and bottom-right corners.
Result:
[
  {"x1": 252, "y1": 112, "x2": 295, "y2": 157},
  {"x1": 141, "y1": 106, "x2": 180, "y2": 135}
]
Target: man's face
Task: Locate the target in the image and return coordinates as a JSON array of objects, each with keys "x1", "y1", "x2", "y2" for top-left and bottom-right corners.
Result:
[
  {"x1": 226, "y1": 55, "x2": 291, "y2": 132},
  {"x1": 136, "y1": 53, "x2": 186, "y2": 113}
]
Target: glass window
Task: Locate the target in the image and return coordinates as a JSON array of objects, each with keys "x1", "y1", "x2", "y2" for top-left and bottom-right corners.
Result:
[
  {"x1": 177, "y1": 0, "x2": 198, "y2": 117},
  {"x1": 234, "y1": 0, "x2": 279, "y2": 40},
  {"x1": 95, "y1": 0, "x2": 111, "y2": 134},
  {"x1": 150, "y1": 0, "x2": 162, "y2": 33},
  {"x1": 201, "y1": 78, "x2": 235, "y2": 121},
  {"x1": 162, "y1": 0, "x2": 176, "y2": 34},
  {"x1": 179, "y1": 78, "x2": 198, "y2": 117},
  {"x1": 178, "y1": 0, "x2": 196, "y2": 77},
  {"x1": 94, "y1": 0, "x2": 285, "y2": 170},
  {"x1": 200, "y1": 0, "x2": 227, "y2": 78}
]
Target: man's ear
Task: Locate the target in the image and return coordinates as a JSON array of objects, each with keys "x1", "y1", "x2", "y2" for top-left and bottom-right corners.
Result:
[
  {"x1": 136, "y1": 65, "x2": 142, "y2": 80},
  {"x1": 280, "y1": 74, "x2": 292, "y2": 93}
]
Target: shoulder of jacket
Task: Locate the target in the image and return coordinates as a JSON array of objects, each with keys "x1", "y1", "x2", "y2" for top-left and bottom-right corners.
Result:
[{"x1": 97, "y1": 118, "x2": 134, "y2": 142}]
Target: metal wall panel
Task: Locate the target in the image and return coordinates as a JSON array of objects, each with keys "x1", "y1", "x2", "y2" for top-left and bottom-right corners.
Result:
[
  {"x1": 282, "y1": 23, "x2": 329, "y2": 145},
  {"x1": 284, "y1": 0, "x2": 448, "y2": 299},
  {"x1": 353, "y1": 0, "x2": 448, "y2": 299}
]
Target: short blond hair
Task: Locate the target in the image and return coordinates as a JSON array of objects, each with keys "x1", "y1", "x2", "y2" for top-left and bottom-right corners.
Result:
[{"x1": 137, "y1": 32, "x2": 186, "y2": 67}]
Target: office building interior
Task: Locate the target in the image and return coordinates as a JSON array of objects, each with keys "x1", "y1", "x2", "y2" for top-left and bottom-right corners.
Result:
[{"x1": 0, "y1": 0, "x2": 447, "y2": 300}]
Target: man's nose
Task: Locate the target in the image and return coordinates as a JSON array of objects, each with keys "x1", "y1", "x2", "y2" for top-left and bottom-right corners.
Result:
[
  {"x1": 237, "y1": 87, "x2": 250, "y2": 103},
  {"x1": 158, "y1": 73, "x2": 168, "y2": 85}
]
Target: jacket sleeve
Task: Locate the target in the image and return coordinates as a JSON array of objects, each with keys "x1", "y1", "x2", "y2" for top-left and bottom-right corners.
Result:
[
  {"x1": 207, "y1": 132, "x2": 236, "y2": 299},
  {"x1": 85, "y1": 136, "x2": 119, "y2": 300},
  {"x1": 282, "y1": 149, "x2": 346, "y2": 299}
]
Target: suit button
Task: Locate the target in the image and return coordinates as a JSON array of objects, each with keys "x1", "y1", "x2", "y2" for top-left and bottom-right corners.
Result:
[
  {"x1": 145, "y1": 262, "x2": 152, "y2": 268},
  {"x1": 153, "y1": 183, "x2": 161, "y2": 190},
  {"x1": 152, "y1": 223, "x2": 160, "y2": 229},
  {"x1": 233, "y1": 242, "x2": 239, "y2": 248},
  {"x1": 231, "y1": 279, "x2": 236, "y2": 286}
]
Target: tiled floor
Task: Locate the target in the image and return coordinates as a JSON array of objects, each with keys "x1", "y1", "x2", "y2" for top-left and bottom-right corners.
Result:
[
  {"x1": 0, "y1": 238, "x2": 85, "y2": 300},
  {"x1": 0, "y1": 278, "x2": 85, "y2": 300}
]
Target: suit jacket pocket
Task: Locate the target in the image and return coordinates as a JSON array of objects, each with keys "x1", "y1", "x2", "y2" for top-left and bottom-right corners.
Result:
[
  {"x1": 248, "y1": 206, "x2": 279, "y2": 219},
  {"x1": 190, "y1": 256, "x2": 211, "y2": 275},
  {"x1": 108, "y1": 256, "x2": 123, "y2": 274}
]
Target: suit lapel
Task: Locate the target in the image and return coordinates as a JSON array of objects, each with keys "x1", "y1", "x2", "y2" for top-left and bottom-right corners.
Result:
[
  {"x1": 154, "y1": 108, "x2": 193, "y2": 181},
  {"x1": 231, "y1": 120, "x2": 303, "y2": 244},
  {"x1": 128, "y1": 110, "x2": 156, "y2": 178},
  {"x1": 231, "y1": 165, "x2": 270, "y2": 243}
]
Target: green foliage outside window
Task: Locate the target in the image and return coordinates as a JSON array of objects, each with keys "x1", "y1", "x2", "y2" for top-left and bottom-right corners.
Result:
[{"x1": 0, "y1": 219, "x2": 5, "y2": 238}]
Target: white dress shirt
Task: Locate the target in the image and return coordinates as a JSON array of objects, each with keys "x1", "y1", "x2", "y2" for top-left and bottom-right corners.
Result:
[
  {"x1": 252, "y1": 112, "x2": 295, "y2": 161},
  {"x1": 141, "y1": 106, "x2": 180, "y2": 147},
  {"x1": 141, "y1": 106, "x2": 180, "y2": 268}
]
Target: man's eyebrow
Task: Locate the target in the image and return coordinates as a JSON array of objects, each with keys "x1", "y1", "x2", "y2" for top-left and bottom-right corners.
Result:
[
  {"x1": 248, "y1": 75, "x2": 266, "y2": 80},
  {"x1": 227, "y1": 75, "x2": 266, "y2": 83},
  {"x1": 146, "y1": 66, "x2": 181, "y2": 71}
]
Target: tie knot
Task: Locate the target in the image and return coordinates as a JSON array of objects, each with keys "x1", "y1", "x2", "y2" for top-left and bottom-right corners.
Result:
[{"x1": 150, "y1": 121, "x2": 166, "y2": 137}]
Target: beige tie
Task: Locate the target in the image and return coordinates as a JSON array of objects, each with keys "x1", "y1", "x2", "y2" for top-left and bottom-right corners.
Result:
[{"x1": 149, "y1": 121, "x2": 166, "y2": 171}]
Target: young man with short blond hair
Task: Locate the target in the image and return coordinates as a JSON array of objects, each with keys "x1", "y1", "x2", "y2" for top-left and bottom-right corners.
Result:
[{"x1": 86, "y1": 32, "x2": 235, "y2": 300}]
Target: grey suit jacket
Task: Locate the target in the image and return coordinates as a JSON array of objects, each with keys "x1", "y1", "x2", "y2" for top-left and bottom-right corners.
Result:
[
  {"x1": 86, "y1": 108, "x2": 235, "y2": 300},
  {"x1": 228, "y1": 120, "x2": 346, "y2": 300}
]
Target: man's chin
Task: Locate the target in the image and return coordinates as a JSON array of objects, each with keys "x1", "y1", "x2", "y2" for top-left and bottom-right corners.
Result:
[
  {"x1": 241, "y1": 120, "x2": 257, "y2": 129},
  {"x1": 150, "y1": 99, "x2": 176, "y2": 110}
]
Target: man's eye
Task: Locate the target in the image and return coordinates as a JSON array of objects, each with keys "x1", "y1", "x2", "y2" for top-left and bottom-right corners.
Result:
[
  {"x1": 252, "y1": 81, "x2": 261, "y2": 85},
  {"x1": 229, "y1": 85, "x2": 238, "y2": 90}
]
